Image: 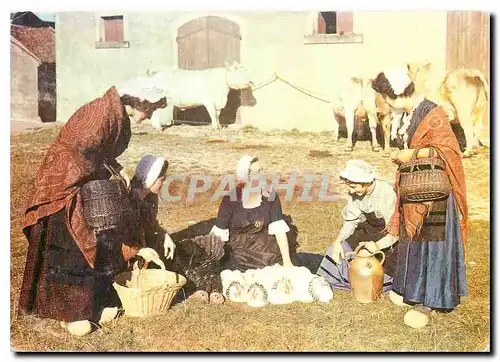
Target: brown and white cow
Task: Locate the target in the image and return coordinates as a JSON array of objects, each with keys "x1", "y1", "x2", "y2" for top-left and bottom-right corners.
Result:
[
  {"x1": 407, "y1": 61, "x2": 489, "y2": 157},
  {"x1": 332, "y1": 76, "x2": 402, "y2": 155}
]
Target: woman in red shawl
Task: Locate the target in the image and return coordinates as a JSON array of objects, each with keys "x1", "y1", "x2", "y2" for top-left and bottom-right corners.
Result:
[
  {"x1": 371, "y1": 68, "x2": 468, "y2": 329},
  {"x1": 18, "y1": 77, "x2": 167, "y2": 336}
]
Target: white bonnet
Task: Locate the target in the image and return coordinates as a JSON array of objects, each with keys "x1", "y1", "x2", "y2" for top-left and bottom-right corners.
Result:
[
  {"x1": 339, "y1": 160, "x2": 376, "y2": 183},
  {"x1": 117, "y1": 75, "x2": 167, "y2": 102},
  {"x1": 383, "y1": 68, "x2": 412, "y2": 96},
  {"x1": 236, "y1": 155, "x2": 258, "y2": 183},
  {"x1": 135, "y1": 155, "x2": 166, "y2": 188}
]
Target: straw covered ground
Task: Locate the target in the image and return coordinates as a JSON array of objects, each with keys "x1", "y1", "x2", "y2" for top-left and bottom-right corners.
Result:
[{"x1": 10, "y1": 122, "x2": 490, "y2": 352}]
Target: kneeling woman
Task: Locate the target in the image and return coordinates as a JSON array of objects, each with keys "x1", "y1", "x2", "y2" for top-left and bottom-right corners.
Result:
[
  {"x1": 317, "y1": 160, "x2": 399, "y2": 291},
  {"x1": 210, "y1": 155, "x2": 298, "y2": 271}
]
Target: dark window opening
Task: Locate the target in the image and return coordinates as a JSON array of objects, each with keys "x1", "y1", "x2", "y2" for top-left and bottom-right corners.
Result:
[{"x1": 320, "y1": 12, "x2": 337, "y2": 34}]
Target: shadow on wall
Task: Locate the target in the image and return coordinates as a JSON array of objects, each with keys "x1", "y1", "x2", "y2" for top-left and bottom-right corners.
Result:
[{"x1": 173, "y1": 87, "x2": 257, "y2": 126}]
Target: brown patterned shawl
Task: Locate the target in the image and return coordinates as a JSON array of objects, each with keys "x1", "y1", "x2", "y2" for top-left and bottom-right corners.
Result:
[
  {"x1": 386, "y1": 106, "x2": 468, "y2": 245},
  {"x1": 23, "y1": 87, "x2": 139, "y2": 268}
]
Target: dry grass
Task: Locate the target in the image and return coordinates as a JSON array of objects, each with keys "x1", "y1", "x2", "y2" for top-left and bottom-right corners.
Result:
[{"x1": 10, "y1": 124, "x2": 490, "y2": 352}]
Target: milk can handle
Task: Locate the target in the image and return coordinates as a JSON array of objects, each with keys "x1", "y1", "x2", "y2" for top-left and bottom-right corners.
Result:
[{"x1": 351, "y1": 244, "x2": 386, "y2": 264}]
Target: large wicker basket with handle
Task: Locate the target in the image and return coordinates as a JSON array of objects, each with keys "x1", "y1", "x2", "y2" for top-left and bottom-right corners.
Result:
[
  {"x1": 81, "y1": 163, "x2": 133, "y2": 231},
  {"x1": 113, "y1": 260, "x2": 187, "y2": 317},
  {"x1": 398, "y1": 146, "x2": 451, "y2": 202}
]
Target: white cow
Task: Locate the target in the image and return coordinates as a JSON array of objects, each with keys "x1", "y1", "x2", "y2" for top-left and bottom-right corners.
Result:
[{"x1": 147, "y1": 61, "x2": 253, "y2": 130}]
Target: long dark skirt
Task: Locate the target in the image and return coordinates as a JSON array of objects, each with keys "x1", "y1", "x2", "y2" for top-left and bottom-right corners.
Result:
[
  {"x1": 316, "y1": 214, "x2": 398, "y2": 292},
  {"x1": 223, "y1": 231, "x2": 298, "y2": 272},
  {"x1": 18, "y1": 208, "x2": 125, "y2": 323},
  {"x1": 391, "y1": 195, "x2": 468, "y2": 310}
]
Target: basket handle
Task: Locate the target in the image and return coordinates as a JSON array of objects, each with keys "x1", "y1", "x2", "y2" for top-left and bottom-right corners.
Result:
[
  {"x1": 148, "y1": 258, "x2": 166, "y2": 271},
  {"x1": 409, "y1": 146, "x2": 438, "y2": 172},
  {"x1": 409, "y1": 146, "x2": 422, "y2": 172},
  {"x1": 137, "y1": 257, "x2": 166, "y2": 272}
]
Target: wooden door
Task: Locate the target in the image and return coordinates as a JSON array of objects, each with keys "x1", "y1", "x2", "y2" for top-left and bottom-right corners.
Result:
[
  {"x1": 177, "y1": 16, "x2": 241, "y2": 70},
  {"x1": 446, "y1": 11, "x2": 490, "y2": 140},
  {"x1": 176, "y1": 16, "x2": 242, "y2": 125}
]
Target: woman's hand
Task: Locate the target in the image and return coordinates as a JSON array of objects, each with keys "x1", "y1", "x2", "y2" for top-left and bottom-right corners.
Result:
[
  {"x1": 163, "y1": 234, "x2": 176, "y2": 260},
  {"x1": 390, "y1": 150, "x2": 401, "y2": 164},
  {"x1": 331, "y1": 240, "x2": 345, "y2": 264}
]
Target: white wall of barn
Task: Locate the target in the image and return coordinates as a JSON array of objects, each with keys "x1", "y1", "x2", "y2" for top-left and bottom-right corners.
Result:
[{"x1": 55, "y1": 11, "x2": 448, "y2": 131}]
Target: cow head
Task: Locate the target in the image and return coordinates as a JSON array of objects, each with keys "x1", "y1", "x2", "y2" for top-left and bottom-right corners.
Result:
[
  {"x1": 225, "y1": 61, "x2": 253, "y2": 90},
  {"x1": 407, "y1": 60, "x2": 431, "y2": 94}
]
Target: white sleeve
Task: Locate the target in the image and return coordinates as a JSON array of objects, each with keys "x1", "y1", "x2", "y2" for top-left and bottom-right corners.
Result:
[
  {"x1": 376, "y1": 234, "x2": 398, "y2": 249},
  {"x1": 209, "y1": 225, "x2": 229, "y2": 242},
  {"x1": 268, "y1": 220, "x2": 291, "y2": 235}
]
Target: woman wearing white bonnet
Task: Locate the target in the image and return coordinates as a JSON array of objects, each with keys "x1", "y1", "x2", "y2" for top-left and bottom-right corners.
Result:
[
  {"x1": 117, "y1": 75, "x2": 168, "y2": 125},
  {"x1": 210, "y1": 154, "x2": 298, "y2": 270},
  {"x1": 18, "y1": 76, "x2": 169, "y2": 337},
  {"x1": 129, "y1": 155, "x2": 176, "y2": 261},
  {"x1": 316, "y1": 159, "x2": 399, "y2": 293}
]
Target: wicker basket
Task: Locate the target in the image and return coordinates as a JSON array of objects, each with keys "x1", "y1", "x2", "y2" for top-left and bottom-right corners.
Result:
[
  {"x1": 399, "y1": 146, "x2": 451, "y2": 202},
  {"x1": 81, "y1": 177, "x2": 134, "y2": 231},
  {"x1": 113, "y1": 261, "x2": 187, "y2": 317}
]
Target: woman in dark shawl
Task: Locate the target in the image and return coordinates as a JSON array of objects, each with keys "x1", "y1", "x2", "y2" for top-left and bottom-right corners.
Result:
[
  {"x1": 372, "y1": 68, "x2": 468, "y2": 329},
  {"x1": 18, "y1": 77, "x2": 167, "y2": 336}
]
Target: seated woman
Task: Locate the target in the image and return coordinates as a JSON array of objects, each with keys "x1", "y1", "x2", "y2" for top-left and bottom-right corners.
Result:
[
  {"x1": 317, "y1": 160, "x2": 398, "y2": 291},
  {"x1": 18, "y1": 77, "x2": 168, "y2": 337},
  {"x1": 210, "y1": 155, "x2": 298, "y2": 271}
]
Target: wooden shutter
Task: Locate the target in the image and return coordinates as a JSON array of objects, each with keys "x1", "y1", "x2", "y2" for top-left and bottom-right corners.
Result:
[
  {"x1": 103, "y1": 16, "x2": 124, "y2": 42},
  {"x1": 336, "y1": 12, "x2": 353, "y2": 34},
  {"x1": 317, "y1": 13, "x2": 327, "y2": 34}
]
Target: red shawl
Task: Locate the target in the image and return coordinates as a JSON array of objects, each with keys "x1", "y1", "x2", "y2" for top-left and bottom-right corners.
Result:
[
  {"x1": 23, "y1": 87, "x2": 139, "y2": 267},
  {"x1": 386, "y1": 106, "x2": 468, "y2": 245}
]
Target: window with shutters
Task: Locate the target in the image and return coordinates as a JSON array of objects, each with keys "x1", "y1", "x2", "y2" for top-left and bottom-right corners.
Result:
[
  {"x1": 305, "y1": 11, "x2": 363, "y2": 44},
  {"x1": 95, "y1": 14, "x2": 130, "y2": 49}
]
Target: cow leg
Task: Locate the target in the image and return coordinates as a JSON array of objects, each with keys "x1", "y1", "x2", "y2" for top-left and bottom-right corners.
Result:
[
  {"x1": 204, "y1": 102, "x2": 222, "y2": 130},
  {"x1": 380, "y1": 113, "x2": 392, "y2": 156},
  {"x1": 455, "y1": 104, "x2": 476, "y2": 157},
  {"x1": 390, "y1": 112, "x2": 401, "y2": 140},
  {"x1": 344, "y1": 109, "x2": 355, "y2": 152},
  {"x1": 367, "y1": 112, "x2": 380, "y2": 152},
  {"x1": 332, "y1": 111, "x2": 340, "y2": 142},
  {"x1": 472, "y1": 107, "x2": 484, "y2": 149}
]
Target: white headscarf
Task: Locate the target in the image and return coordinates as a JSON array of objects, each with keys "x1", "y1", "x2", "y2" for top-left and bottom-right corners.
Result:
[
  {"x1": 339, "y1": 159, "x2": 376, "y2": 183},
  {"x1": 236, "y1": 155, "x2": 258, "y2": 184},
  {"x1": 383, "y1": 68, "x2": 412, "y2": 96},
  {"x1": 135, "y1": 155, "x2": 166, "y2": 188},
  {"x1": 117, "y1": 75, "x2": 167, "y2": 102}
]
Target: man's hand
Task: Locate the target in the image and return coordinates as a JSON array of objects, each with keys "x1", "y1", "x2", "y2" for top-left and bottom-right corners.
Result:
[
  {"x1": 331, "y1": 240, "x2": 345, "y2": 264},
  {"x1": 358, "y1": 241, "x2": 381, "y2": 253}
]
